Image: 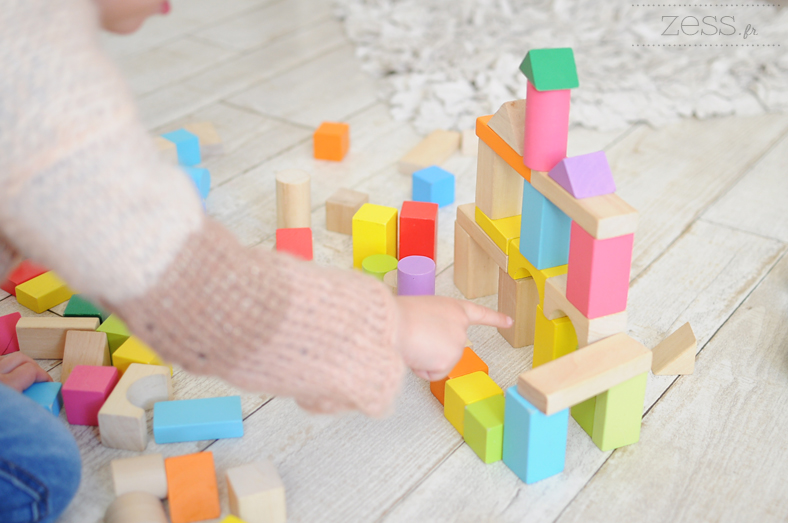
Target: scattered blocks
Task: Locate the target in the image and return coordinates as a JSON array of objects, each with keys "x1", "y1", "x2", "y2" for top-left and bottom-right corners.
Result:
[
  {"x1": 497, "y1": 268, "x2": 537, "y2": 348},
  {"x1": 111, "y1": 453, "x2": 168, "y2": 498},
  {"x1": 15, "y1": 271, "x2": 74, "y2": 313},
  {"x1": 165, "y1": 451, "x2": 221, "y2": 523},
  {"x1": 105, "y1": 491, "x2": 168, "y2": 523},
  {"x1": 412, "y1": 166, "x2": 455, "y2": 208},
  {"x1": 549, "y1": 151, "x2": 616, "y2": 199},
  {"x1": 475, "y1": 115, "x2": 531, "y2": 181},
  {"x1": 23, "y1": 382, "x2": 62, "y2": 416},
  {"x1": 444, "y1": 371, "x2": 503, "y2": 436},
  {"x1": 464, "y1": 394, "x2": 504, "y2": 464},
  {"x1": 430, "y1": 346, "x2": 488, "y2": 405},
  {"x1": 398, "y1": 129, "x2": 460, "y2": 175},
  {"x1": 507, "y1": 238, "x2": 567, "y2": 306},
  {"x1": 63, "y1": 294, "x2": 108, "y2": 323},
  {"x1": 399, "y1": 201, "x2": 439, "y2": 262},
  {"x1": 62, "y1": 365, "x2": 120, "y2": 426},
  {"x1": 226, "y1": 460, "x2": 287, "y2": 523},
  {"x1": 97, "y1": 314, "x2": 131, "y2": 356},
  {"x1": 352, "y1": 203, "x2": 398, "y2": 268},
  {"x1": 326, "y1": 188, "x2": 369, "y2": 235},
  {"x1": 16, "y1": 317, "x2": 100, "y2": 359},
  {"x1": 162, "y1": 129, "x2": 201, "y2": 166},
  {"x1": 0, "y1": 312, "x2": 21, "y2": 355},
  {"x1": 454, "y1": 222, "x2": 499, "y2": 300},
  {"x1": 153, "y1": 396, "x2": 243, "y2": 444},
  {"x1": 476, "y1": 140, "x2": 524, "y2": 220},
  {"x1": 397, "y1": 255, "x2": 436, "y2": 296},
  {"x1": 519, "y1": 48, "x2": 579, "y2": 92},
  {"x1": 487, "y1": 99, "x2": 526, "y2": 156},
  {"x1": 474, "y1": 206, "x2": 520, "y2": 255},
  {"x1": 522, "y1": 81, "x2": 570, "y2": 172},
  {"x1": 183, "y1": 121, "x2": 224, "y2": 158},
  {"x1": 61, "y1": 330, "x2": 110, "y2": 384},
  {"x1": 275, "y1": 228, "x2": 313, "y2": 261},
  {"x1": 0, "y1": 260, "x2": 48, "y2": 296},
  {"x1": 652, "y1": 322, "x2": 696, "y2": 375},
  {"x1": 275, "y1": 169, "x2": 311, "y2": 229},
  {"x1": 532, "y1": 304, "x2": 577, "y2": 368},
  {"x1": 361, "y1": 254, "x2": 398, "y2": 281},
  {"x1": 313, "y1": 121, "x2": 350, "y2": 161},
  {"x1": 182, "y1": 166, "x2": 211, "y2": 200},
  {"x1": 112, "y1": 336, "x2": 169, "y2": 376},
  {"x1": 519, "y1": 182, "x2": 572, "y2": 270}
]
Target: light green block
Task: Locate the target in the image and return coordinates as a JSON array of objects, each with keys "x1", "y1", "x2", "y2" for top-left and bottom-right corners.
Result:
[
  {"x1": 519, "y1": 48, "x2": 579, "y2": 92},
  {"x1": 464, "y1": 395, "x2": 504, "y2": 464},
  {"x1": 97, "y1": 314, "x2": 131, "y2": 356},
  {"x1": 591, "y1": 372, "x2": 648, "y2": 451},
  {"x1": 361, "y1": 254, "x2": 398, "y2": 281},
  {"x1": 571, "y1": 396, "x2": 596, "y2": 438}
]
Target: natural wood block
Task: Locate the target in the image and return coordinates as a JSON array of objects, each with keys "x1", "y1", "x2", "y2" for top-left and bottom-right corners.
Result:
[
  {"x1": 397, "y1": 129, "x2": 460, "y2": 175},
  {"x1": 399, "y1": 201, "x2": 438, "y2": 262},
  {"x1": 523, "y1": 82, "x2": 570, "y2": 172},
  {"x1": 475, "y1": 141, "x2": 524, "y2": 220},
  {"x1": 227, "y1": 460, "x2": 287, "y2": 523},
  {"x1": 62, "y1": 365, "x2": 119, "y2": 426},
  {"x1": 61, "y1": 330, "x2": 110, "y2": 384},
  {"x1": 105, "y1": 491, "x2": 168, "y2": 523},
  {"x1": 497, "y1": 268, "x2": 537, "y2": 348},
  {"x1": 456, "y1": 203, "x2": 507, "y2": 271},
  {"x1": 351, "y1": 203, "x2": 398, "y2": 268},
  {"x1": 507, "y1": 238, "x2": 567, "y2": 306},
  {"x1": 113, "y1": 336, "x2": 169, "y2": 376},
  {"x1": 532, "y1": 304, "x2": 577, "y2": 368},
  {"x1": 475, "y1": 115, "x2": 531, "y2": 181},
  {"x1": 519, "y1": 48, "x2": 579, "y2": 92},
  {"x1": 313, "y1": 121, "x2": 350, "y2": 161},
  {"x1": 474, "y1": 206, "x2": 520, "y2": 255},
  {"x1": 516, "y1": 332, "x2": 652, "y2": 416},
  {"x1": 430, "y1": 346, "x2": 489, "y2": 405},
  {"x1": 0, "y1": 259, "x2": 48, "y2": 296},
  {"x1": 0, "y1": 312, "x2": 21, "y2": 355},
  {"x1": 487, "y1": 99, "x2": 526, "y2": 156},
  {"x1": 183, "y1": 121, "x2": 224, "y2": 158},
  {"x1": 453, "y1": 222, "x2": 499, "y2": 300},
  {"x1": 461, "y1": 128, "x2": 478, "y2": 156},
  {"x1": 111, "y1": 453, "x2": 168, "y2": 498},
  {"x1": 549, "y1": 151, "x2": 616, "y2": 199},
  {"x1": 325, "y1": 188, "x2": 368, "y2": 235},
  {"x1": 275, "y1": 169, "x2": 311, "y2": 229},
  {"x1": 444, "y1": 371, "x2": 503, "y2": 436},
  {"x1": 16, "y1": 317, "x2": 100, "y2": 359},
  {"x1": 97, "y1": 314, "x2": 131, "y2": 356},
  {"x1": 530, "y1": 170, "x2": 638, "y2": 240},
  {"x1": 154, "y1": 135, "x2": 179, "y2": 165},
  {"x1": 275, "y1": 228, "x2": 313, "y2": 261},
  {"x1": 98, "y1": 363, "x2": 173, "y2": 451},
  {"x1": 652, "y1": 322, "x2": 696, "y2": 375},
  {"x1": 15, "y1": 271, "x2": 74, "y2": 314},
  {"x1": 165, "y1": 451, "x2": 221, "y2": 523}
]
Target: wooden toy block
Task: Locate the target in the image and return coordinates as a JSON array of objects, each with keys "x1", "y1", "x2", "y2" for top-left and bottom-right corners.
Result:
[
  {"x1": 397, "y1": 255, "x2": 436, "y2": 296},
  {"x1": 519, "y1": 181, "x2": 572, "y2": 270},
  {"x1": 154, "y1": 135, "x2": 179, "y2": 165},
  {"x1": 104, "y1": 491, "x2": 168, "y2": 523},
  {"x1": 62, "y1": 365, "x2": 119, "y2": 425},
  {"x1": 399, "y1": 200, "x2": 438, "y2": 261},
  {"x1": 97, "y1": 314, "x2": 131, "y2": 356},
  {"x1": 352, "y1": 203, "x2": 398, "y2": 268},
  {"x1": 463, "y1": 394, "x2": 504, "y2": 464},
  {"x1": 222, "y1": 517, "x2": 249, "y2": 523},
  {"x1": 398, "y1": 129, "x2": 460, "y2": 175},
  {"x1": 516, "y1": 332, "x2": 651, "y2": 416},
  {"x1": 275, "y1": 169, "x2": 311, "y2": 229},
  {"x1": 523, "y1": 81, "x2": 570, "y2": 172},
  {"x1": 22, "y1": 382, "x2": 62, "y2": 416},
  {"x1": 474, "y1": 206, "x2": 520, "y2": 255},
  {"x1": 487, "y1": 99, "x2": 526, "y2": 156},
  {"x1": 502, "y1": 386, "x2": 568, "y2": 484},
  {"x1": 412, "y1": 166, "x2": 455, "y2": 208},
  {"x1": 153, "y1": 396, "x2": 243, "y2": 443},
  {"x1": 165, "y1": 451, "x2": 221, "y2": 523},
  {"x1": 530, "y1": 170, "x2": 638, "y2": 240},
  {"x1": 549, "y1": 151, "x2": 616, "y2": 199},
  {"x1": 362, "y1": 254, "x2": 398, "y2": 282},
  {"x1": 16, "y1": 317, "x2": 100, "y2": 359},
  {"x1": 0, "y1": 259, "x2": 48, "y2": 296},
  {"x1": 275, "y1": 228, "x2": 313, "y2": 261},
  {"x1": 383, "y1": 269, "x2": 398, "y2": 294},
  {"x1": 454, "y1": 222, "x2": 499, "y2": 300},
  {"x1": 507, "y1": 238, "x2": 567, "y2": 305},
  {"x1": 444, "y1": 371, "x2": 503, "y2": 436},
  {"x1": 461, "y1": 128, "x2": 478, "y2": 156},
  {"x1": 497, "y1": 268, "x2": 537, "y2": 348},
  {"x1": 111, "y1": 453, "x2": 168, "y2": 498},
  {"x1": 456, "y1": 203, "x2": 507, "y2": 270},
  {"x1": 475, "y1": 115, "x2": 531, "y2": 181},
  {"x1": 652, "y1": 322, "x2": 696, "y2": 375},
  {"x1": 519, "y1": 48, "x2": 579, "y2": 92},
  {"x1": 325, "y1": 188, "x2": 369, "y2": 235},
  {"x1": 15, "y1": 271, "x2": 74, "y2": 313},
  {"x1": 532, "y1": 304, "x2": 577, "y2": 368},
  {"x1": 113, "y1": 336, "x2": 169, "y2": 376},
  {"x1": 0, "y1": 312, "x2": 21, "y2": 355},
  {"x1": 226, "y1": 460, "x2": 287, "y2": 523},
  {"x1": 98, "y1": 363, "x2": 173, "y2": 451},
  {"x1": 162, "y1": 129, "x2": 201, "y2": 166},
  {"x1": 566, "y1": 222, "x2": 634, "y2": 318},
  {"x1": 182, "y1": 166, "x2": 211, "y2": 200},
  {"x1": 476, "y1": 140, "x2": 524, "y2": 220},
  {"x1": 430, "y1": 346, "x2": 488, "y2": 405},
  {"x1": 183, "y1": 121, "x2": 224, "y2": 158},
  {"x1": 588, "y1": 372, "x2": 648, "y2": 451},
  {"x1": 61, "y1": 330, "x2": 110, "y2": 384},
  {"x1": 313, "y1": 121, "x2": 350, "y2": 161},
  {"x1": 63, "y1": 294, "x2": 108, "y2": 323},
  {"x1": 543, "y1": 273, "x2": 627, "y2": 347}
]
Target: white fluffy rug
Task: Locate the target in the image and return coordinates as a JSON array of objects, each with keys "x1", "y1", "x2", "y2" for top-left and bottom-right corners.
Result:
[{"x1": 334, "y1": 0, "x2": 788, "y2": 131}]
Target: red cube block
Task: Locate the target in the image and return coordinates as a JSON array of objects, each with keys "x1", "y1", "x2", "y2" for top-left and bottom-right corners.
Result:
[
  {"x1": 62, "y1": 365, "x2": 119, "y2": 426},
  {"x1": 275, "y1": 228, "x2": 313, "y2": 261},
  {"x1": 399, "y1": 201, "x2": 438, "y2": 262},
  {"x1": 1, "y1": 260, "x2": 49, "y2": 296}
]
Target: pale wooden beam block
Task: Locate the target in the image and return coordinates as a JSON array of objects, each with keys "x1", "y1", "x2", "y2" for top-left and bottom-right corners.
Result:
[
  {"x1": 111, "y1": 453, "x2": 168, "y2": 498},
  {"x1": 497, "y1": 268, "x2": 537, "y2": 348},
  {"x1": 275, "y1": 169, "x2": 311, "y2": 229},
  {"x1": 487, "y1": 99, "x2": 525, "y2": 156},
  {"x1": 60, "y1": 330, "x2": 110, "y2": 384},
  {"x1": 105, "y1": 491, "x2": 168, "y2": 523},
  {"x1": 456, "y1": 203, "x2": 508, "y2": 270},
  {"x1": 398, "y1": 130, "x2": 461, "y2": 175},
  {"x1": 652, "y1": 322, "x2": 696, "y2": 375},
  {"x1": 517, "y1": 332, "x2": 652, "y2": 415},
  {"x1": 16, "y1": 317, "x2": 100, "y2": 359},
  {"x1": 476, "y1": 141, "x2": 524, "y2": 220},
  {"x1": 454, "y1": 222, "x2": 499, "y2": 299}
]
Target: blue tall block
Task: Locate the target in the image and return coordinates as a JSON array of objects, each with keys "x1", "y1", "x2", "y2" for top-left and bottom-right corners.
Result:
[
  {"x1": 519, "y1": 182, "x2": 572, "y2": 270},
  {"x1": 182, "y1": 166, "x2": 211, "y2": 200},
  {"x1": 162, "y1": 129, "x2": 201, "y2": 166},
  {"x1": 412, "y1": 166, "x2": 455, "y2": 208},
  {"x1": 502, "y1": 386, "x2": 568, "y2": 484},
  {"x1": 23, "y1": 382, "x2": 63, "y2": 416},
  {"x1": 153, "y1": 396, "x2": 243, "y2": 443}
]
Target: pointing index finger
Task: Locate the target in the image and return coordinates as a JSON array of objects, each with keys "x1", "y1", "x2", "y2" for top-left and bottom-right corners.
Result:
[{"x1": 459, "y1": 300, "x2": 513, "y2": 329}]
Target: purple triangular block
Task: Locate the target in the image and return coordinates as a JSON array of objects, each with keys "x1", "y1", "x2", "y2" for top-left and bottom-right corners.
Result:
[{"x1": 548, "y1": 151, "x2": 616, "y2": 199}]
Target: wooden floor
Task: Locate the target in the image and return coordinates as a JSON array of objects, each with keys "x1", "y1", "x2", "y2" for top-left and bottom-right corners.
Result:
[{"x1": 2, "y1": 0, "x2": 787, "y2": 521}]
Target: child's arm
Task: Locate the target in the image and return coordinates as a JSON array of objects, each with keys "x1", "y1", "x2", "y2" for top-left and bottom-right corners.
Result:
[{"x1": 0, "y1": 353, "x2": 53, "y2": 392}]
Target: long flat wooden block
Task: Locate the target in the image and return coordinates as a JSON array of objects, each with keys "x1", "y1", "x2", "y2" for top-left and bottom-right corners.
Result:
[
  {"x1": 497, "y1": 268, "x2": 537, "y2": 348},
  {"x1": 476, "y1": 140, "x2": 524, "y2": 220},
  {"x1": 523, "y1": 82, "x2": 570, "y2": 172},
  {"x1": 516, "y1": 332, "x2": 652, "y2": 416},
  {"x1": 530, "y1": 170, "x2": 638, "y2": 240},
  {"x1": 227, "y1": 460, "x2": 287, "y2": 523},
  {"x1": 456, "y1": 203, "x2": 507, "y2": 270},
  {"x1": 0, "y1": 260, "x2": 48, "y2": 296},
  {"x1": 398, "y1": 129, "x2": 460, "y2": 175},
  {"x1": 325, "y1": 188, "x2": 368, "y2": 235},
  {"x1": 165, "y1": 451, "x2": 221, "y2": 523},
  {"x1": 444, "y1": 371, "x2": 503, "y2": 436},
  {"x1": 16, "y1": 317, "x2": 100, "y2": 359},
  {"x1": 61, "y1": 330, "x2": 110, "y2": 384},
  {"x1": 507, "y1": 238, "x2": 567, "y2": 306},
  {"x1": 652, "y1": 322, "x2": 696, "y2": 375},
  {"x1": 474, "y1": 206, "x2": 520, "y2": 256},
  {"x1": 532, "y1": 304, "x2": 577, "y2": 368},
  {"x1": 476, "y1": 115, "x2": 531, "y2": 181},
  {"x1": 352, "y1": 203, "x2": 398, "y2": 268},
  {"x1": 153, "y1": 396, "x2": 244, "y2": 443},
  {"x1": 430, "y1": 346, "x2": 489, "y2": 405},
  {"x1": 519, "y1": 181, "x2": 572, "y2": 270},
  {"x1": 111, "y1": 453, "x2": 168, "y2": 499},
  {"x1": 275, "y1": 169, "x2": 311, "y2": 229},
  {"x1": 487, "y1": 100, "x2": 526, "y2": 156},
  {"x1": 453, "y1": 222, "x2": 499, "y2": 300},
  {"x1": 15, "y1": 271, "x2": 74, "y2": 314},
  {"x1": 105, "y1": 491, "x2": 168, "y2": 523}
]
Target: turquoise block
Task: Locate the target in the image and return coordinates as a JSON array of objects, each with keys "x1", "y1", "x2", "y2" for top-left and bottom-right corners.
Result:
[
  {"x1": 519, "y1": 182, "x2": 571, "y2": 270},
  {"x1": 182, "y1": 166, "x2": 211, "y2": 200},
  {"x1": 502, "y1": 386, "x2": 568, "y2": 484},
  {"x1": 23, "y1": 382, "x2": 63, "y2": 416},
  {"x1": 412, "y1": 166, "x2": 455, "y2": 208},
  {"x1": 153, "y1": 396, "x2": 243, "y2": 443},
  {"x1": 162, "y1": 129, "x2": 201, "y2": 166}
]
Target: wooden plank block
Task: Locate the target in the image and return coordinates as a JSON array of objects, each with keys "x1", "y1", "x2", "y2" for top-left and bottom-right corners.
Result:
[
  {"x1": 429, "y1": 346, "x2": 488, "y2": 405},
  {"x1": 456, "y1": 203, "x2": 507, "y2": 270},
  {"x1": 0, "y1": 260, "x2": 48, "y2": 296},
  {"x1": 474, "y1": 206, "x2": 520, "y2": 256},
  {"x1": 397, "y1": 129, "x2": 460, "y2": 175},
  {"x1": 184, "y1": 121, "x2": 224, "y2": 158},
  {"x1": 516, "y1": 332, "x2": 652, "y2": 415},
  {"x1": 313, "y1": 121, "x2": 350, "y2": 161},
  {"x1": 497, "y1": 268, "x2": 537, "y2": 348},
  {"x1": 463, "y1": 394, "x2": 504, "y2": 464},
  {"x1": 226, "y1": 460, "x2": 287, "y2": 523},
  {"x1": 475, "y1": 115, "x2": 531, "y2": 181},
  {"x1": 111, "y1": 454, "x2": 168, "y2": 499},
  {"x1": 352, "y1": 203, "x2": 398, "y2": 268},
  {"x1": 475, "y1": 140, "x2": 523, "y2": 220},
  {"x1": 325, "y1": 188, "x2": 368, "y2": 235},
  {"x1": 652, "y1": 322, "x2": 696, "y2": 375},
  {"x1": 153, "y1": 396, "x2": 244, "y2": 444},
  {"x1": 16, "y1": 317, "x2": 100, "y2": 359},
  {"x1": 399, "y1": 201, "x2": 438, "y2": 262},
  {"x1": 532, "y1": 304, "x2": 577, "y2": 368},
  {"x1": 444, "y1": 371, "x2": 503, "y2": 436},
  {"x1": 453, "y1": 223, "x2": 499, "y2": 300},
  {"x1": 62, "y1": 365, "x2": 120, "y2": 426},
  {"x1": 61, "y1": 330, "x2": 110, "y2": 384},
  {"x1": 530, "y1": 170, "x2": 638, "y2": 240},
  {"x1": 15, "y1": 271, "x2": 74, "y2": 314},
  {"x1": 22, "y1": 382, "x2": 62, "y2": 416},
  {"x1": 275, "y1": 169, "x2": 311, "y2": 229},
  {"x1": 165, "y1": 451, "x2": 221, "y2": 523},
  {"x1": 520, "y1": 181, "x2": 572, "y2": 269},
  {"x1": 275, "y1": 228, "x2": 313, "y2": 261},
  {"x1": 112, "y1": 336, "x2": 170, "y2": 376},
  {"x1": 507, "y1": 238, "x2": 567, "y2": 306},
  {"x1": 487, "y1": 100, "x2": 525, "y2": 156},
  {"x1": 105, "y1": 491, "x2": 168, "y2": 523}
]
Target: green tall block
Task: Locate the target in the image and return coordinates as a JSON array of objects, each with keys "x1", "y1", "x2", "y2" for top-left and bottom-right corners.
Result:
[
  {"x1": 63, "y1": 294, "x2": 109, "y2": 323},
  {"x1": 571, "y1": 396, "x2": 596, "y2": 438},
  {"x1": 464, "y1": 395, "x2": 504, "y2": 464},
  {"x1": 591, "y1": 372, "x2": 648, "y2": 451},
  {"x1": 519, "y1": 48, "x2": 579, "y2": 92},
  {"x1": 97, "y1": 314, "x2": 131, "y2": 356}
]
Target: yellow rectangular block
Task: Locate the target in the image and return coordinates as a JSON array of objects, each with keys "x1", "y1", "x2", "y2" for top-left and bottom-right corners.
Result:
[
  {"x1": 352, "y1": 204, "x2": 398, "y2": 268},
  {"x1": 532, "y1": 304, "x2": 577, "y2": 368},
  {"x1": 474, "y1": 207, "x2": 520, "y2": 255},
  {"x1": 444, "y1": 371, "x2": 503, "y2": 436},
  {"x1": 15, "y1": 271, "x2": 74, "y2": 314},
  {"x1": 113, "y1": 336, "x2": 171, "y2": 376},
  {"x1": 507, "y1": 238, "x2": 567, "y2": 306}
]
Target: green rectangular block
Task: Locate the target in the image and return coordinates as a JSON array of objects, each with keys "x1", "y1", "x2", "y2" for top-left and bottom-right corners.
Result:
[
  {"x1": 591, "y1": 372, "x2": 648, "y2": 451},
  {"x1": 97, "y1": 314, "x2": 131, "y2": 356},
  {"x1": 464, "y1": 394, "x2": 504, "y2": 464},
  {"x1": 64, "y1": 294, "x2": 109, "y2": 323},
  {"x1": 571, "y1": 396, "x2": 596, "y2": 438}
]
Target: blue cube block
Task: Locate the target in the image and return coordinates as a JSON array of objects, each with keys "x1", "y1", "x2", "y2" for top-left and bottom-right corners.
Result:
[
  {"x1": 502, "y1": 386, "x2": 568, "y2": 484},
  {"x1": 519, "y1": 182, "x2": 571, "y2": 269},
  {"x1": 412, "y1": 166, "x2": 455, "y2": 208},
  {"x1": 153, "y1": 396, "x2": 243, "y2": 444},
  {"x1": 23, "y1": 382, "x2": 63, "y2": 416},
  {"x1": 182, "y1": 166, "x2": 211, "y2": 200},
  {"x1": 162, "y1": 129, "x2": 201, "y2": 166}
]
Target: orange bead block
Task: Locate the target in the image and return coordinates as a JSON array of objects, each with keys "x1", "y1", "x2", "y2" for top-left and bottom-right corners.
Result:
[
  {"x1": 430, "y1": 347, "x2": 489, "y2": 405},
  {"x1": 475, "y1": 115, "x2": 531, "y2": 182},
  {"x1": 313, "y1": 122, "x2": 350, "y2": 161},
  {"x1": 165, "y1": 452, "x2": 221, "y2": 523}
]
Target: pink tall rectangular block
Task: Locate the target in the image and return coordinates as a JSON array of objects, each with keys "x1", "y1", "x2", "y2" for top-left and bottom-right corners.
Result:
[
  {"x1": 523, "y1": 81, "x2": 570, "y2": 172},
  {"x1": 566, "y1": 221, "x2": 634, "y2": 319},
  {"x1": 62, "y1": 365, "x2": 119, "y2": 426},
  {"x1": 0, "y1": 312, "x2": 22, "y2": 355}
]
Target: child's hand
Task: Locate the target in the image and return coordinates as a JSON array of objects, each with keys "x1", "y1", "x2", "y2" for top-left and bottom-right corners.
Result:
[
  {"x1": 394, "y1": 296, "x2": 512, "y2": 381},
  {"x1": 0, "y1": 352, "x2": 53, "y2": 392}
]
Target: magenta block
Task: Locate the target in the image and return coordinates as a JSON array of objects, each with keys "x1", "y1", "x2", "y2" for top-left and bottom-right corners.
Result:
[
  {"x1": 523, "y1": 81, "x2": 570, "y2": 172},
  {"x1": 0, "y1": 312, "x2": 21, "y2": 355},
  {"x1": 566, "y1": 222, "x2": 634, "y2": 319},
  {"x1": 548, "y1": 151, "x2": 616, "y2": 199},
  {"x1": 397, "y1": 256, "x2": 436, "y2": 296},
  {"x1": 62, "y1": 365, "x2": 119, "y2": 426}
]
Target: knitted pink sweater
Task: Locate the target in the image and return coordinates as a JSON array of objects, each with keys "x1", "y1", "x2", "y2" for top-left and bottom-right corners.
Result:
[{"x1": 0, "y1": 0, "x2": 405, "y2": 416}]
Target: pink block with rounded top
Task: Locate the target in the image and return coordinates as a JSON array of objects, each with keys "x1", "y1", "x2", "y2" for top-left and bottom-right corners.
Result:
[
  {"x1": 397, "y1": 255, "x2": 436, "y2": 296},
  {"x1": 523, "y1": 81, "x2": 570, "y2": 172},
  {"x1": 0, "y1": 312, "x2": 21, "y2": 355},
  {"x1": 62, "y1": 365, "x2": 119, "y2": 426}
]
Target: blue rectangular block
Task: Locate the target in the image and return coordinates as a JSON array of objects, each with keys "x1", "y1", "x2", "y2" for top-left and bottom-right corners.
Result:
[
  {"x1": 412, "y1": 166, "x2": 455, "y2": 208},
  {"x1": 162, "y1": 129, "x2": 201, "y2": 166},
  {"x1": 519, "y1": 182, "x2": 572, "y2": 269},
  {"x1": 502, "y1": 386, "x2": 568, "y2": 484},
  {"x1": 153, "y1": 396, "x2": 243, "y2": 443},
  {"x1": 182, "y1": 166, "x2": 211, "y2": 200},
  {"x1": 23, "y1": 382, "x2": 63, "y2": 416}
]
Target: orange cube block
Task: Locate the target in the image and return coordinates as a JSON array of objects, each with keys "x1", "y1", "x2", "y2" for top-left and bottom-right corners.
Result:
[
  {"x1": 430, "y1": 347, "x2": 489, "y2": 405},
  {"x1": 314, "y1": 122, "x2": 350, "y2": 161},
  {"x1": 165, "y1": 451, "x2": 221, "y2": 523}
]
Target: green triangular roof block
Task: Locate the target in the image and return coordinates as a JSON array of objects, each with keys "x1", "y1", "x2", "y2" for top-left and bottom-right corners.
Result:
[
  {"x1": 519, "y1": 48, "x2": 579, "y2": 91},
  {"x1": 97, "y1": 314, "x2": 131, "y2": 356},
  {"x1": 63, "y1": 294, "x2": 109, "y2": 323}
]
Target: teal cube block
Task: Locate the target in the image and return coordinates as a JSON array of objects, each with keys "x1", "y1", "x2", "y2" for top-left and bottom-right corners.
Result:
[
  {"x1": 23, "y1": 382, "x2": 63, "y2": 416},
  {"x1": 162, "y1": 129, "x2": 201, "y2": 166},
  {"x1": 64, "y1": 294, "x2": 109, "y2": 323},
  {"x1": 412, "y1": 166, "x2": 455, "y2": 208},
  {"x1": 519, "y1": 48, "x2": 579, "y2": 92},
  {"x1": 464, "y1": 394, "x2": 504, "y2": 464},
  {"x1": 182, "y1": 166, "x2": 211, "y2": 200},
  {"x1": 519, "y1": 182, "x2": 571, "y2": 270},
  {"x1": 153, "y1": 396, "x2": 243, "y2": 443}
]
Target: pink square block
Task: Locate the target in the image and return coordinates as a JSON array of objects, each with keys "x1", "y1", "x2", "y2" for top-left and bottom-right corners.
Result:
[
  {"x1": 62, "y1": 365, "x2": 119, "y2": 426},
  {"x1": 566, "y1": 222, "x2": 634, "y2": 319},
  {"x1": 0, "y1": 312, "x2": 21, "y2": 355},
  {"x1": 523, "y1": 81, "x2": 570, "y2": 172}
]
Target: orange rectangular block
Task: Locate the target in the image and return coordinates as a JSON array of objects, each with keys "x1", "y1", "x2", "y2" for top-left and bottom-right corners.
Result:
[
  {"x1": 430, "y1": 347, "x2": 489, "y2": 405},
  {"x1": 475, "y1": 115, "x2": 531, "y2": 182},
  {"x1": 314, "y1": 122, "x2": 350, "y2": 161},
  {"x1": 165, "y1": 452, "x2": 221, "y2": 523}
]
